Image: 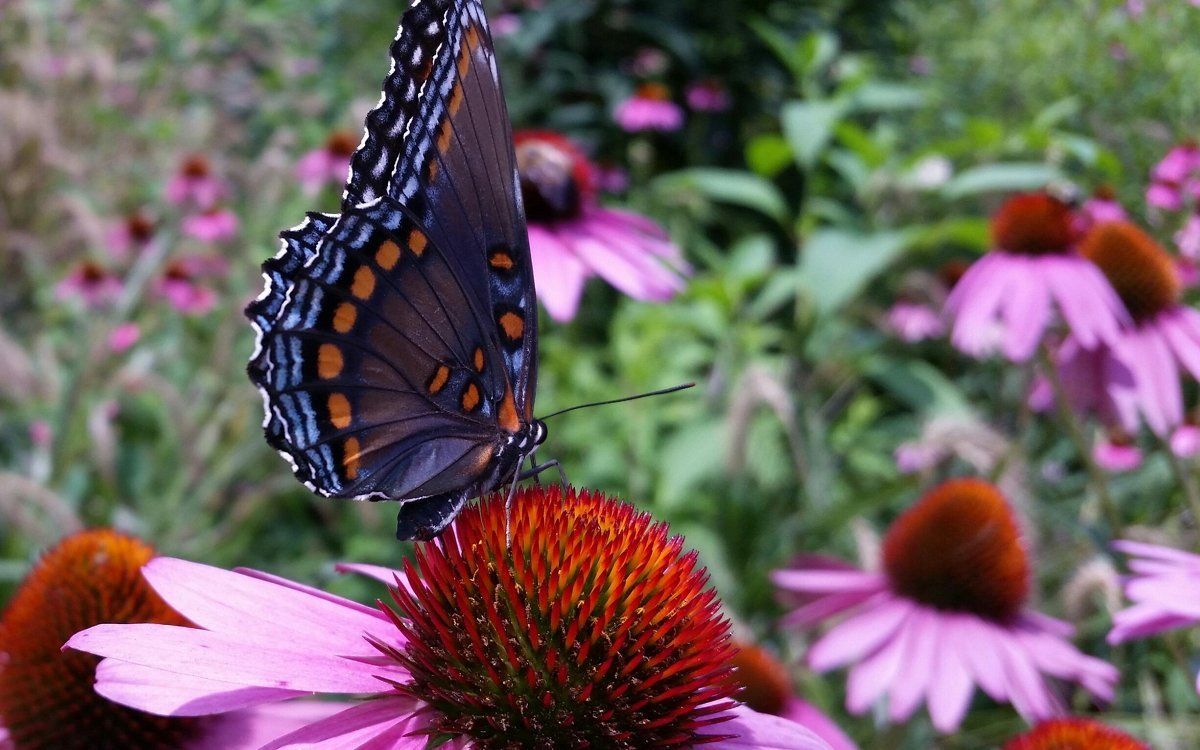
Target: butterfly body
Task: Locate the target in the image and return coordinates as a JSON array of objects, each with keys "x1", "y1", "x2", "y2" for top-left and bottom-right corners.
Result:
[{"x1": 247, "y1": 0, "x2": 544, "y2": 540}]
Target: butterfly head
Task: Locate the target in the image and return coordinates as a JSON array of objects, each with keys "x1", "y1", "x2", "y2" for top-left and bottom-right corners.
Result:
[{"x1": 521, "y1": 418, "x2": 548, "y2": 452}]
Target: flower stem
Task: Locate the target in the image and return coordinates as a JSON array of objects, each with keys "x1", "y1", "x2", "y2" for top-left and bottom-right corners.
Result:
[
  {"x1": 1038, "y1": 347, "x2": 1122, "y2": 534},
  {"x1": 1163, "y1": 442, "x2": 1200, "y2": 525}
]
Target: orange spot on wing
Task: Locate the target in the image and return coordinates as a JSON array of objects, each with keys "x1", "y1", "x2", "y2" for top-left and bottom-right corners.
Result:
[
  {"x1": 328, "y1": 393, "x2": 352, "y2": 429},
  {"x1": 426, "y1": 158, "x2": 440, "y2": 181},
  {"x1": 489, "y1": 251, "x2": 514, "y2": 271},
  {"x1": 351, "y1": 266, "x2": 376, "y2": 299},
  {"x1": 498, "y1": 386, "x2": 520, "y2": 432},
  {"x1": 318, "y1": 344, "x2": 344, "y2": 379},
  {"x1": 429, "y1": 364, "x2": 451, "y2": 395},
  {"x1": 376, "y1": 239, "x2": 402, "y2": 270},
  {"x1": 499, "y1": 311, "x2": 524, "y2": 341},
  {"x1": 333, "y1": 302, "x2": 357, "y2": 333},
  {"x1": 461, "y1": 382, "x2": 481, "y2": 412},
  {"x1": 343, "y1": 437, "x2": 361, "y2": 479},
  {"x1": 437, "y1": 119, "x2": 454, "y2": 154},
  {"x1": 473, "y1": 347, "x2": 485, "y2": 372},
  {"x1": 409, "y1": 229, "x2": 428, "y2": 257},
  {"x1": 448, "y1": 83, "x2": 465, "y2": 116}
]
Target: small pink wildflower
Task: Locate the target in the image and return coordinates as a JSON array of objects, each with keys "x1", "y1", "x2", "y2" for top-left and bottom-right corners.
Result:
[
  {"x1": 295, "y1": 130, "x2": 357, "y2": 196},
  {"x1": 615, "y1": 83, "x2": 685, "y2": 133},
  {"x1": 165, "y1": 154, "x2": 226, "y2": 209},
  {"x1": 182, "y1": 207, "x2": 239, "y2": 243}
]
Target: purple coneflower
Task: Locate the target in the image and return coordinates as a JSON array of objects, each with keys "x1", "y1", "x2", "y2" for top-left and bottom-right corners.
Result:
[
  {"x1": 152, "y1": 257, "x2": 223, "y2": 315},
  {"x1": 945, "y1": 192, "x2": 1128, "y2": 361},
  {"x1": 1076, "y1": 186, "x2": 1127, "y2": 234},
  {"x1": 686, "y1": 80, "x2": 731, "y2": 112},
  {"x1": 1147, "y1": 142, "x2": 1200, "y2": 212},
  {"x1": 1177, "y1": 213, "x2": 1200, "y2": 260},
  {"x1": 0, "y1": 529, "x2": 331, "y2": 749},
  {"x1": 104, "y1": 210, "x2": 157, "y2": 261},
  {"x1": 69, "y1": 487, "x2": 832, "y2": 750},
  {"x1": 514, "y1": 129, "x2": 688, "y2": 321},
  {"x1": 885, "y1": 301, "x2": 944, "y2": 343},
  {"x1": 774, "y1": 478, "x2": 1118, "y2": 732},
  {"x1": 55, "y1": 261, "x2": 122, "y2": 309},
  {"x1": 1004, "y1": 717, "x2": 1148, "y2": 750},
  {"x1": 1109, "y1": 540, "x2": 1200, "y2": 691},
  {"x1": 181, "y1": 206, "x2": 239, "y2": 243},
  {"x1": 106, "y1": 322, "x2": 141, "y2": 354},
  {"x1": 615, "y1": 83, "x2": 685, "y2": 133},
  {"x1": 1093, "y1": 431, "x2": 1143, "y2": 473},
  {"x1": 165, "y1": 154, "x2": 226, "y2": 209},
  {"x1": 295, "y1": 130, "x2": 357, "y2": 195}
]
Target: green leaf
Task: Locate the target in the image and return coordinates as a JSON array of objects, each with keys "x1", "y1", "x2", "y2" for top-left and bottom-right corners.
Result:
[
  {"x1": 797, "y1": 229, "x2": 911, "y2": 314},
  {"x1": 848, "y1": 81, "x2": 927, "y2": 112},
  {"x1": 782, "y1": 99, "x2": 845, "y2": 170},
  {"x1": 745, "y1": 134, "x2": 794, "y2": 177},
  {"x1": 942, "y1": 162, "x2": 1060, "y2": 199},
  {"x1": 656, "y1": 168, "x2": 789, "y2": 222},
  {"x1": 864, "y1": 358, "x2": 969, "y2": 414}
]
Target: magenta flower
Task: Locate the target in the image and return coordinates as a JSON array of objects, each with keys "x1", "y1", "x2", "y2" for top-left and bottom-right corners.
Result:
[
  {"x1": 107, "y1": 322, "x2": 141, "y2": 353},
  {"x1": 1109, "y1": 540, "x2": 1200, "y2": 691},
  {"x1": 686, "y1": 80, "x2": 731, "y2": 112},
  {"x1": 104, "y1": 210, "x2": 157, "y2": 261},
  {"x1": 1076, "y1": 187, "x2": 1128, "y2": 234},
  {"x1": 0, "y1": 530, "x2": 334, "y2": 750},
  {"x1": 182, "y1": 207, "x2": 239, "y2": 243},
  {"x1": 1176, "y1": 213, "x2": 1200, "y2": 260},
  {"x1": 1147, "y1": 142, "x2": 1200, "y2": 211},
  {"x1": 945, "y1": 192, "x2": 1129, "y2": 362},
  {"x1": 69, "y1": 488, "x2": 832, "y2": 750},
  {"x1": 55, "y1": 261, "x2": 123, "y2": 309},
  {"x1": 153, "y1": 256, "x2": 224, "y2": 315},
  {"x1": 295, "y1": 130, "x2": 357, "y2": 196},
  {"x1": 1171, "y1": 423, "x2": 1200, "y2": 457},
  {"x1": 774, "y1": 478, "x2": 1118, "y2": 732},
  {"x1": 514, "y1": 129, "x2": 689, "y2": 320},
  {"x1": 1069, "y1": 221, "x2": 1200, "y2": 436},
  {"x1": 1093, "y1": 433, "x2": 1143, "y2": 473},
  {"x1": 165, "y1": 154, "x2": 226, "y2": 209},
  {"x1": 886, "y1": 301, "x2": 945, "y2": 342},
  {"x1": 615, "y1": 83, "x2": 685, "y2": 132}
]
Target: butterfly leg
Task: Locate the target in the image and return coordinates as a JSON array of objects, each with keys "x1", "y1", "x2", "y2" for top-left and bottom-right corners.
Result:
[{"x1": 518, "y1": 459, "x2": 568, "y2": 488}]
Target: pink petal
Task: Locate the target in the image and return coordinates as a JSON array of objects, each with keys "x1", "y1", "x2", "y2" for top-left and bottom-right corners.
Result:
[
  {"x1": 885, "y1": 608, "x2": 937, "y2": 721},
  {"x1": 926, "y1": 618, "x2": 975, "y2": 733},
  {"x1": 770, "y1": 569, "x2": 886, "y2": 595},
  {"x1": 259, "y1": 697, "x2": 431, "y2": 750},
  {"x1": 93, "y1": 658, "x2": 304, "y2": 716},
  {"x1": 778, "y1": 699, "x2": 857, "y2": 750},
  {"x1": 999, "y1": 268, "x2": 1050, "y2": 361},
  {"x1": 1160, "y1": 307, "x2": 1200, "y2": 380},
  {"x1": 143, "y1": 558, "x2": 395, "y2": 655},
  {"x1": 334, "y1": 562, "x2": 405, "y2": 587},
  {"x1": 780, "y1": 590, "x2": 878, "y2": 629},
  {"x1": 67, "y1": 623, "x2": 399, "y2": 695},
  {"x1": 844, "y1": 614, "x2": 911, "y2": 714},
  {"x1": 528, "y1": 225, "x2": 590, "y2": 321},
  {"x1": 806, "y1": 596, "x2": 911, "y2": 671},
  {"x1": 706, "y1": 705, "x2": 834, "y2": 750},
  {"x1": 189, "y1": 701, "x2": 347, "y2": 750}
]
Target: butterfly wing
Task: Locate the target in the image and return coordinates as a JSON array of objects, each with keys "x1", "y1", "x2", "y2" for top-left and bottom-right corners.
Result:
[
  {"x1": 344, "y1": 0, "x2": 537, "y2": 420},
  {"x1": 249, "y1": 199, "x2": 525, "y2": 504}
]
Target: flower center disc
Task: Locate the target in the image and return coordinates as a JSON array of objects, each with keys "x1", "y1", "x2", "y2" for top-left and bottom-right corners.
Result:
[
  {"x1": 883, "y1": 478, "x2": 1030, "y2": 621},
  {"x1": 1080, "y1": 221, "x2": 1180, "y2": 322},
  {"x1": 514, "y1": 131, "x2": 593, "y2": 223},
  {"x1": 0, "y1": 530, "x2": 208, "y2": 749},
  {"x1": 730, "y1": 643, "x2": 790, "y2": 716},
  {"x1": 991, "y1": 192, "x2": 1076, "y2": 256},
  {"x1": 389, "y1": 486, "x2": 739, "y2": 750},
  {"x1": 1003, "y1": 718, "x2": 1149, "y2": 750}
]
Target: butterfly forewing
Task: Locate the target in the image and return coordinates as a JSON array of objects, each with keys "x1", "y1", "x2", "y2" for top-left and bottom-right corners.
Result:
[{"x1": 249, "y1": 0, "x2": 539, "y2": 539}]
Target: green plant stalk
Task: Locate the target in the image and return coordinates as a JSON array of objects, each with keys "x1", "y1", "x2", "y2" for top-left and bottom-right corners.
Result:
[{"x1": 1039, "y1": 347, "x2": 1121, "y2": 534}]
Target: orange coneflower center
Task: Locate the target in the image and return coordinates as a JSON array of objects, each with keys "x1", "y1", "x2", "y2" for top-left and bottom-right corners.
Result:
[
  {"x1": 125, "y1": 211, "x2": 156, "y2": 244},
  {"x1": 514, "y1": 130, "x2": 595, "y2": 223},
  {"x1": 636, "y1": 82, "x2": 671, "y2": 101},
  {"x1": 991, "y1": 192, "x2": 1077, "y2": 256},
  {"x1": 0, "y1": 529, "x2": 208, "y2": 750},
  {"x1": 77, "y1": 261, "x2": 110, "y2": 285},
  {"x1": 1003, "y1": 717, "x2": 1148, "y2": 750},
  {"x1": 883, "y1": 478, "x2": 1030, "y2": 622},
  {"x1": 730, "y1": 643, "x2": 791, "y2": 716},
  {"x1": 324, "y1": 130, "x2": 359, "y2": 159},
  {"x1": 386, "y1": 486, "x2": 739, "y2": 750},
  {"x1": 1080, "y1": 221, "x2": 1180, "y2": 322}
]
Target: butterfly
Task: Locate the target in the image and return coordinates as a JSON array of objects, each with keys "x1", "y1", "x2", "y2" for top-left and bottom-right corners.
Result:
[{"x1": 246, "y1": 0, "x2": 547, "y2": 541}]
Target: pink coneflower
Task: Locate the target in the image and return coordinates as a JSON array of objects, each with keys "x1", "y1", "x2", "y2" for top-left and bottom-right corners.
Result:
[
  {"x1": 69, "y1": 487, "x2": 833, "y2": 750},
  {"x1": 615, "y1": 83, "x2": 685, "y2": 132},
  {"x1": 514, "y1": 130, "x2": 689, "y2": 320},
  {"x1": 774, "y1": 478, "x2": 1118, "y2": 732},
  {"x1": 686, "y1": 80, "x2": 731, "y2": 112},
  {"x1": 1093, "y1": 432, "x2": 1143, "y2": 473},
  {"x1": 106, "y1": 322, "x2": 141, "y2": 353},
  {"x1": 1004, "y1": 718, "x2": 1148, "y2": 750},
  {"x1": 1076, "y1": 186, "x2": 1128, "y2": 233},
  {"x1": 165, "y1": 154, "x2": 226, "y2": 209},
  {"x1": 1071, "y1": 221, "x2": 1200, "y2": 436},
  {"x1": 1147, "y1": 142, "x2": 1200, "y2": 211},
  {"x1": 0, "y1": 529, "x2": 331, "y2": 749},
  {"x1": 1171, "y1": 422, "x2": 1200, "y2": 457},
  {"x1": 1176, "y1": 213, "x2": 1200, "y2": 259},
  {"x1": 1108, "y1": 539, "x2": 1200, "y2": 691},
  {"x1": 945, "y1": 192, "x2": 1129, "y2": 361},
  {"x1": 886, "y1": 301, "x2": 945, "y2": 342},
  {"x1": 54, "y1": 261, "x2": 122, "y2": 309},
  {"x1": 295, "y1": 130, "x2": 357, "y2": 195},
  {"x1": 181, "y1": 206, "x2": 239, "y2": 243},
  {"x1": 104, "y1": 210, "x2": 157, "y2": 261},
  {"x1": 153, "y1": 257, "x2": 221, "y2": 315},
  {"x1": 731, "y1": 643, "x2": 857, "y2": 750}
]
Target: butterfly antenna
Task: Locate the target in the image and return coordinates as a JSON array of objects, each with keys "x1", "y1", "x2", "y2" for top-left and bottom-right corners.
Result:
[{"x1": 540, "y1": 382, "x2": 696, "y2": 420}]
